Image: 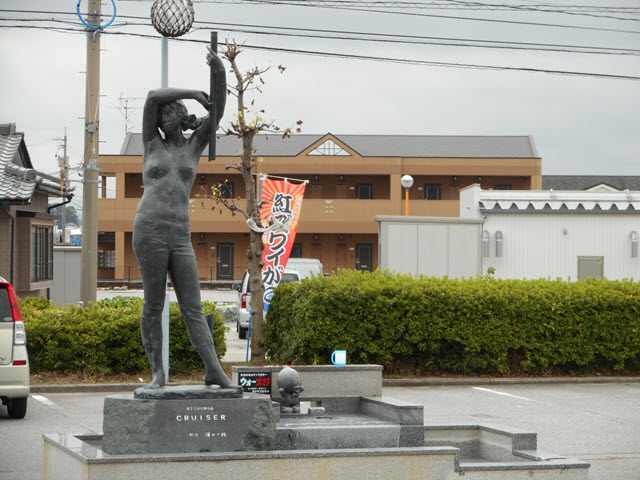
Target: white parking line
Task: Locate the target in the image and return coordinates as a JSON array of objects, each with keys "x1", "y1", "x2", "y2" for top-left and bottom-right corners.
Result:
[
  {"x1": 472, "y1": 387, "x2": 538, "y2": 402},
  {"x1": 32, "y1": 394, "x2": 66, "y2": 413},
  {"x1": 32, "y1": 394, "x2": 55, "y2": 406}
]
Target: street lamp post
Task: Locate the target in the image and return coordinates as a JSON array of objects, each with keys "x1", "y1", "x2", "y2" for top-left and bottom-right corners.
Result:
[
  {"x1": 150, "y1": 0, "x2": 196, "y2": 383},
  {"x1": 401, "y1": 175, "x2": 414, "y2": 216}
]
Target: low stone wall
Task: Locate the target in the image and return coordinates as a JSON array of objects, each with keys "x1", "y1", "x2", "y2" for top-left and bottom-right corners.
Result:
[
  {"x1": 43, "y1": 434, "x2": 459, "y2": 480},
  {"x1": 231, "y1": 364, "x2": 383, "y2": 401}
]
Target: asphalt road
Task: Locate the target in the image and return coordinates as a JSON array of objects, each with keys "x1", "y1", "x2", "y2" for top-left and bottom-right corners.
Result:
[
  {"x1": 386, "y1": 382, "x2": 640, "y2": 480},
  {"x1": 1, "y1": 382, "x2": 638, "y2": 480}
]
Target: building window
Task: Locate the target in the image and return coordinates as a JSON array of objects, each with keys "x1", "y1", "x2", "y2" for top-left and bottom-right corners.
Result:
[
  {"x1": 495, "y1": 184, "x2": 512, "y2": 190},
  {"x1": 495, "y1": 231, "x2": 503, "y2": 257},
  {"x1": 98, "y1": 250, "x2": 116, "y2": 268},
  {"x1": 482, "y1": 231, "x2": 490, "y2": 257},
  {"x1": 424, "y1": 183, "x2": 442, "y2": 200},
  {"x1": 356, "y1": 184, "x2": 373, "y2": 199},
  {"x1": 290, "y1": 243, "x2": 303, "y2": 258},
  {"x1": 308, "y1": 139, "x2": 350, "y2": 156},
  {"x1": 31, "y1": 225, "x2": 53, "y2": 282},
  {"x1": 220, "y1": 182, "x2": 235, "y2": 199}
]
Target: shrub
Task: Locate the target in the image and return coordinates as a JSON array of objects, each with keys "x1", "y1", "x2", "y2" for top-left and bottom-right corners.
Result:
[
  {"x1": 265, "y1": 270, "x2": 640, "y2": 375},
  {"x1": 21, "y1": 296, "x2": 227, "y2": 374}
]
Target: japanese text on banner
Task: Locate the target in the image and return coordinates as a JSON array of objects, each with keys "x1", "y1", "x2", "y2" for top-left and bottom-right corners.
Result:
[{"x1": 260, "y1": 179, "x2": 306, "y2": 311}]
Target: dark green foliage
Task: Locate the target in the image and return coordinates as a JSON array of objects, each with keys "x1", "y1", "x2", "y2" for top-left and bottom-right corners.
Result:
[
  {"x1": 20, "y1": 296, "x2": 227, "y2": 374},
  {"x1": 265, "y1": 270, "x2": 640, "y2": 375}
]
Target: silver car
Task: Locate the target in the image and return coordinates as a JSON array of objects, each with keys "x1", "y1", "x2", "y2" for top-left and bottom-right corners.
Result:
[
  {"x1": 0, "y1": 276, "x2": 30, "y2": 419},
  {"x1": 233, "y1": 269, "x2": 300, "y2": 339}
]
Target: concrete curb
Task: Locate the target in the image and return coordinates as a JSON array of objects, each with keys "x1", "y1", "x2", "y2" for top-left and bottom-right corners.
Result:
[
  {"x1": 30, "y1": 376, "x2": 640, "y2": 394},
  {"x1": 382, "y1": 376, "x2": 640, "y2": 387}
]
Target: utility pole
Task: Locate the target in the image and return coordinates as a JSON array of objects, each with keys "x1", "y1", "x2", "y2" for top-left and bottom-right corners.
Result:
[
  {"x1": 116, "y1": 94, "x2": 143, "y2": 136},
  {"x1": 80, "y1": 0, "x2": 101, "y2": 306},
  {"x1": 55, "y1": 130, "x2": 70, "y2": 237}
]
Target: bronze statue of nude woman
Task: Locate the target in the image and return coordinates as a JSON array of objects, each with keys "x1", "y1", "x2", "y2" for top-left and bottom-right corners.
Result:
[{"x1": 133, "y1": 47, "x2": 238, "y2": 392}]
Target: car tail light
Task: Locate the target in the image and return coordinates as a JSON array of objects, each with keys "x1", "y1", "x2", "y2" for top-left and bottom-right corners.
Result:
[
  {"x1": 6, "y1": 283, "x2": 26, "y2": 345},
  {"x1": 13, "y1": 360, "x2": 27, "y2": 366},
  {"x1": 241, "y1": 293, "x2": 247, "y2": 309},
  {"x1": 14, "y1": 322, "x2": 26, "y2": 345}
]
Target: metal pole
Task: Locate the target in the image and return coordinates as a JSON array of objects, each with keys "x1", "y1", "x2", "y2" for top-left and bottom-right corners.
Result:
[
  {"x1": 405, "y1": 189, "x2": 409, "y2": 216},
  {"x1": 80, "y1": 0, "x2": 101, "y2": 306},
  {"x1": 161, "y1": 36, "x2": 168, "y2": 88},
  {"x1": 208, "y1": 31, "x2": 218, "y2": 162},
  {"x1": 160, "y1": 34, "x2": 170, "y2": 380}
]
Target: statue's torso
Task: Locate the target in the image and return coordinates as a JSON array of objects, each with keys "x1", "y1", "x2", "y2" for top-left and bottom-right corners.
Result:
[{"x1": 136, "y1": 136, "x2": 199, "y2": 225}]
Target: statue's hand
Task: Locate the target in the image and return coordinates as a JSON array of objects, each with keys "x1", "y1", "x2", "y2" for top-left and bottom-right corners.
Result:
[
  {"x1": 207, "y1": 46, "x2": 225, "y2": 73},
  {"x1": 194, "y1": 90, "x2": 210, "y2": 110}
]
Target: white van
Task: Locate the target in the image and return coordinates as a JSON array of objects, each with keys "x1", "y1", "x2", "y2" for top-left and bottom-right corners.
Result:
[
  {"x1": 283, "y1": 258, "x2": 324, "y2": 279},
  {"x1": 232, "y1": 258, "x2": 323, "y2": 339}
]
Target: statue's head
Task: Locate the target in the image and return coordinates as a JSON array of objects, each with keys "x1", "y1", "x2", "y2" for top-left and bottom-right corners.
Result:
[
  {"x1": 158, "y1": 100, "x2": 198, "y2": 133},
  {"x1": 277, "y1": 366, "x2": 304, "y2": 401}
]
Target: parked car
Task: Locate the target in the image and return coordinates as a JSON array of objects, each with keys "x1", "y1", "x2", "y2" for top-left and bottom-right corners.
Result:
[
  {"x1": 232, "y1": 269, "x2": 301, "y2": 340},
  {"x1": 0, "y1": 276, "x2": 30, "y2": 419},
  {"x1": 284, "y1": 258, "x2": 324, "y2": 279}
]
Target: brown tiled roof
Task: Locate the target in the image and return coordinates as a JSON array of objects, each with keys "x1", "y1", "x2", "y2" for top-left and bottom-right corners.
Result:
[
  {"x1": 0, "y1": 132, "x2": 36, "y2": 203},
  {"x1": 0, "y1": 128, "x2": 74, "y2": 203}
]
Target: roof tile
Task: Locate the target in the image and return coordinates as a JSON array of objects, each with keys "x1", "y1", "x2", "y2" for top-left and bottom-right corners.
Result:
[{"x1": 120, "y1": 133, "x2": 538, "y2": 159}]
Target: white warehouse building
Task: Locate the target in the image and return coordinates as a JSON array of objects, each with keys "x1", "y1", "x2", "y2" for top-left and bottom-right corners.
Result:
[{"x1": 460, "y1": 184, "x2": 640, "y2": 281}]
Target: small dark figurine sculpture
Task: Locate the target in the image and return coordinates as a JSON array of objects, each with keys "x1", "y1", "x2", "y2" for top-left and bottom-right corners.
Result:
[
  {"x1": 277, "y1": 366, "x2": 304, "y2": 413},
  {"x1": 133, "y1": 47, "x2": 238, "y2": 392}
]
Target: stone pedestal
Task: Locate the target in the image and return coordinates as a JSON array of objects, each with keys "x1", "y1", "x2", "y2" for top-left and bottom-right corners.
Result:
[{"x1": 102, "y1": 390, "x2": 276, "y2": 455}]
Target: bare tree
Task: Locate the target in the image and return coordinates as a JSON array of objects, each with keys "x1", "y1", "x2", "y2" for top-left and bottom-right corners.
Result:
[{"x1": 211, "y1": 41, "x2": 301, "y2": 365}]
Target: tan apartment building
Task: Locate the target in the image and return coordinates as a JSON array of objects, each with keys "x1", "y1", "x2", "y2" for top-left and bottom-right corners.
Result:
[{"x1": 98, "y1": 133, "x2": 541, "y2": 281}]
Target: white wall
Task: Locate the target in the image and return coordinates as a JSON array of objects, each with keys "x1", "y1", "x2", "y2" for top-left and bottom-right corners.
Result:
[
  {"x1": 377, "y1": 216, "x2": 483, "y2": 278},
  {"x1": 482, "y1": 213, "x2": 640, "y2": 280},
  {"x1": 52, "y1": 246, "x2": 82, "y2": 306}
]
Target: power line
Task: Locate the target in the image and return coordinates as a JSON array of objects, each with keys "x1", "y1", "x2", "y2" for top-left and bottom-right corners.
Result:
[
  {"x1": 242, "y1": 42, "x2": 640, "y2": 81},
  {"x1": 2, "y1": 14, "x2": 639, "y2": 57},
  {"x1": 122, "y1": 0, "x2": 640, "y2": 18},
  {"x1": 188, "y1": 21, "x2": 640, "y2": 56},
  {"x1": 222, "y1": 1, "x2": 640, "y2": 35},
  {"x1": 2, "y1": 6, "x2": 639, "y2": 36},
  {"x1": 7, "y1": 23, "x2": 636, "y2": 81},
  {"x1": 184, "y1": 0, "x2": 640, "y2": 23}
]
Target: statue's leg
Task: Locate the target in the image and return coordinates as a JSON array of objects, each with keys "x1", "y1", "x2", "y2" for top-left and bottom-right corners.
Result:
[
  {"x1": 169, "y1": 235, "x2": 239, "y2": 389},
  {"x1": 133, "y1": 223, "x2": 170, "y2": 389}
]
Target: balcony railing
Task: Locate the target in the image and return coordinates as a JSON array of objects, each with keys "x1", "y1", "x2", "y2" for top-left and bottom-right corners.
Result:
[{"x1": 98, "y1": 197, "x2": 461, "y2": 233}]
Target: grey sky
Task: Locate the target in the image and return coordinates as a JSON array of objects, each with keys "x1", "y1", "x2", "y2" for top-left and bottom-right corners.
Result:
[{"x1": 0, "y1": 0, "x2": 638, "y2": 208}]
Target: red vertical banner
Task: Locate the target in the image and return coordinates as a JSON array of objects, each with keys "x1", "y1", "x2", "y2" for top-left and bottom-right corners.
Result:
[{"x1": 260, "y1": 179, "x2": 306, "y2": 311}]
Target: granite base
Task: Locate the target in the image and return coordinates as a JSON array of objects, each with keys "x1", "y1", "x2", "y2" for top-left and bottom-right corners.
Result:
[{"x1": 102, "y1": 392, "x2": 276, "y2": 455}]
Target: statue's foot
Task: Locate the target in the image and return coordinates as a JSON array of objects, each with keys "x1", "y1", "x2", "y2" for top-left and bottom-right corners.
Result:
[
  {"x1": 197, "y1": 344, "x2": 241, "y2": 390},
  {"x1": 204, "y1": 372, "x2": 241, "y2": 390},
  {"x1": 144, "y1": 372, "x2": 166, "y2": 390},
  {"x1": 143, "y1": 346, "x2": 166, "y2": 390}
]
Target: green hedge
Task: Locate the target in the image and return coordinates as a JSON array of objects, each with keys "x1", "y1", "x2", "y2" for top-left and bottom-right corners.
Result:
[
  {"x1": 265, "y1": 270, "x2": 640, "y2": 375},
  {"x1": 20, "y1": 296, "x2": 227, "y2": 374}
]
